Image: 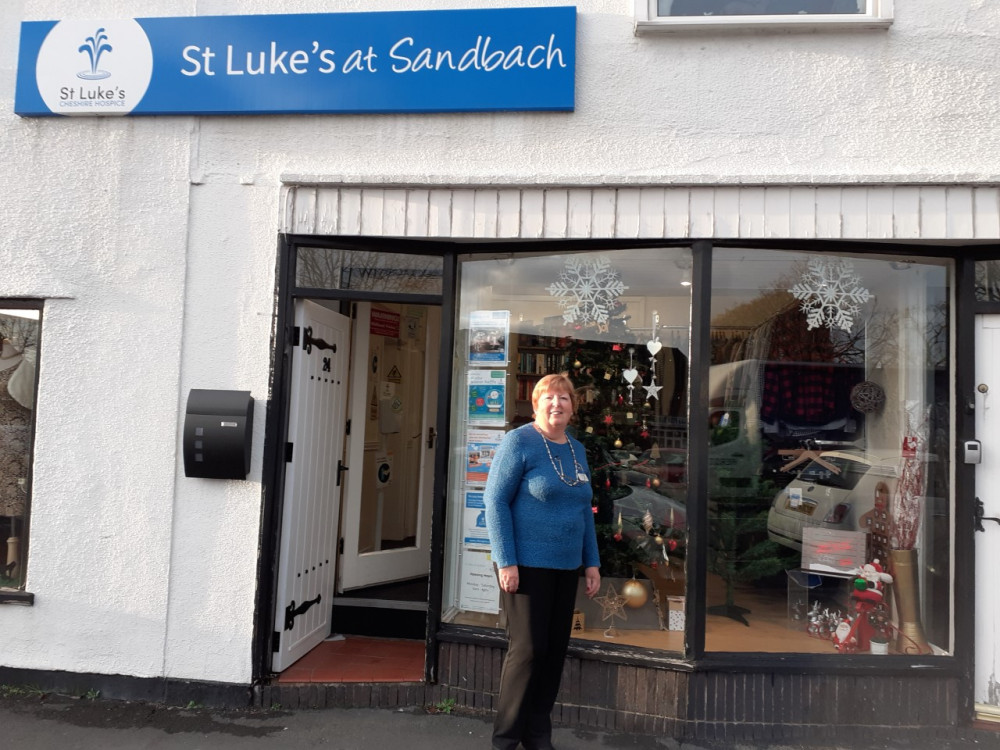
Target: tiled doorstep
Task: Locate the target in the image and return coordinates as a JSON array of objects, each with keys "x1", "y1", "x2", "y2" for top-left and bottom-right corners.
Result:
[{"x1": 277, "y1": 636, "x2": 425, "y2": 684}]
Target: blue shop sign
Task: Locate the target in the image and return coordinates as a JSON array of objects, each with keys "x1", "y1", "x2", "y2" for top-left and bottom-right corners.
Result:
[{"x1": 15, "y1": 7, "x2": 576, "y2": 116}]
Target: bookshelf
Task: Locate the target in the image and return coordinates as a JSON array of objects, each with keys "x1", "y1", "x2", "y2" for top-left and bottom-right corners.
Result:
[{"x1": 510, "y1": 334, "x2": 568, "y2": 421}]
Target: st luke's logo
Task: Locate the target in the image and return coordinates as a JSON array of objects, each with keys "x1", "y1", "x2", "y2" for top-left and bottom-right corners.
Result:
[
  {"x1": 77, "y1": 27, "x2": 112, "y2": 81},
  {"x1": 35, "y1": 19, "x2": 153, "y2": 115}
]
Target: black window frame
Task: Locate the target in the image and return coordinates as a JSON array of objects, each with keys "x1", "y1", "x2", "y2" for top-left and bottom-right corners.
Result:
[{"x1": 256, "y1": 235, "x2": 974, "y2": 687}]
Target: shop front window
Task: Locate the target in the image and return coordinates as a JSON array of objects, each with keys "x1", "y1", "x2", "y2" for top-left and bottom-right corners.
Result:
[
  {"x1": 443, "y1": 248, "x2": 692, "y2": 652},
  {"x1": 0, "y1": 306, "x2": 40, "y2": 591},
  {"x1": 705, "y1": 249, "x2": 953, "y2": 656}
]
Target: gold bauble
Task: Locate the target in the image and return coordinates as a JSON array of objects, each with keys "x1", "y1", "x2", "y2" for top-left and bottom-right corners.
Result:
[
  {"x1": 621, "y1": 578, "x2": 648, "y2": 609},
  {"x1": 652, "y1": 478, "x2": 660, "y2": 488},
  {"x1": 654, "y1": 534, "x2": 664, "y2": 545}
]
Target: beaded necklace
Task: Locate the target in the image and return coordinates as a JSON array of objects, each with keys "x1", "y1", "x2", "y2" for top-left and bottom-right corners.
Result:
[{"x1": 534, "y1": 425, "x2": 589, "y2": 487}]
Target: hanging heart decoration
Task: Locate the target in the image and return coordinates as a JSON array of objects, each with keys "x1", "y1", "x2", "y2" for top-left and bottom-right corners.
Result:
[
  {"x1": 646, "y1": 339, "x2": 662, "y2": 357},
  {"x1": 623, "y1": 347, "x2": 637, "y2": 405}
]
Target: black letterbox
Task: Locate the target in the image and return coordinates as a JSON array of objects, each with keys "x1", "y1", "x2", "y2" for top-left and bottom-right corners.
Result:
[{"x1": 183, "y1": 389, "x2": 254, "y2": 479}]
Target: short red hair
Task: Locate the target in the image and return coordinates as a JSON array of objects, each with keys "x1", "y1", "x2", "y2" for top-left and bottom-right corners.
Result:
[{"x1": 531, "y1": 373, "x2": 578, "y2": 414}]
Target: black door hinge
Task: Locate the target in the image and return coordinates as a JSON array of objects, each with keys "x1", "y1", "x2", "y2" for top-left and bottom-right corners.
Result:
[
  {"x1": 291, "y1": 326, "x2": 301, "y2": 347},
  {"x1": 285, "y1": 442, "x2": 294, "y2": 463},
  {"x1": 272, "y1": 631, "x2": 281, "y2": 653},
  {"x1": 338, "y1": 537, "x2": 344, "y2": 555},
  {"x1": 284, "y1": 595, "x2": 321, "y2": 631},
  {"x1": 345, "y1": 418, "x2": 351, "y2": 436}
]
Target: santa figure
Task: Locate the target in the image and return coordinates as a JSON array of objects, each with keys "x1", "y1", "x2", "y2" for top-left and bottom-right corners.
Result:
[{"x1": 851, "y1": 559, "x2": 894, "y2": 604}]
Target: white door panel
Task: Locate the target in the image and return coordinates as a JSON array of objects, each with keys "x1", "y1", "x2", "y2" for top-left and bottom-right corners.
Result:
[
  {"x1": 272, "y1": 301, "x2": 351, "y2": 672},
  {"x1": 975, "y1": 314, "x2": 1000, "y2": 717}
]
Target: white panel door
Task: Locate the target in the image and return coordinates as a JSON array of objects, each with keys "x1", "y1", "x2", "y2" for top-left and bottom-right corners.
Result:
[
  {"x1": 338, "y1": 302, "x2": 438, "y2": 591},
  {"x1": 272, "y1": 301, "x2": 351, "y2": 672},
  {"x1": 975, "y1": 314, "x2": 1000, "y2": 718}
]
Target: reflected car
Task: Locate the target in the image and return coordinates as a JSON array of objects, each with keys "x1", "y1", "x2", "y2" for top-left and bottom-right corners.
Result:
[
  {"x1": 612, "y1": 483, "x2": 686, "y2": 538},
  {"x1": 610, "y1": 449, "x2": 639, "y2": 468},
  {"x1": 766, "y1": 450, "x2": 897, "y2": 551},
  {"x1": 624, "y1": 448, "x2": 687, "y2": 488}
]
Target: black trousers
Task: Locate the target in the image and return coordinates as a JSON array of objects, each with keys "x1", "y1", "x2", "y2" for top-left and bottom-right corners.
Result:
[{"x1": 493, "y1": 566, "x2": 578, "y2": 750}]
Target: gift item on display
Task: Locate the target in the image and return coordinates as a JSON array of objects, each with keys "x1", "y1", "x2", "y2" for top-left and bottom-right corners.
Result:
[
  {"x1": 832, "y1": 560, "x2": 893, "y2": 654},
  {"x1": 593, "y1": 582, "x2": 628, "y2": 638},
  {"x1": 870, "y1": 636, "x2": 889, "y2": 655},
  {"x1": 667, "y1": 596, "x2": 685, "y2": 631},
  {"x1": 889, "y1": 548, "x2": 933, "y2": 655}
]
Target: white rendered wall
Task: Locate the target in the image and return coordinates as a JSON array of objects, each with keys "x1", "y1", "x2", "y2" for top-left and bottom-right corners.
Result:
[
  {"x1": 0, "y1": 0, "x2": 998, "y2": 690},
  {"x1": 0, "y1": 1, "x2": 271, "y2": 685}
]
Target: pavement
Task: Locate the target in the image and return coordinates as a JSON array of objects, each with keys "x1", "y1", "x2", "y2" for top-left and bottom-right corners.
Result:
[{"x1": 1, "y1": 690, "x2": 998, "y2": 750}]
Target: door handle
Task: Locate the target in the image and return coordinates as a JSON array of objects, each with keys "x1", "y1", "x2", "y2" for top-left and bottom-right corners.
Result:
[
  {"x1": 427, "y1": 427, "x2": 437, "y2": 449},
  {"x1": 975, "y1": 497, "x2": 1000, "y2": 532},
  {"x1": 336, "y1": 459, "x2": 349, "y2": 487}
]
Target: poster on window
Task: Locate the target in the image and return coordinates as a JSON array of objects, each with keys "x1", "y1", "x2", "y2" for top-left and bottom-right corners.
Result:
[
  {"x1": 466, "y1": 429, "x2": 502, "y2": 486},
  {"x1": 467, "y1": 369, "x2": 507, "y2": 426},
  {"x1": 463, "y1": 491, "x2": 491, "y2": 548},
  {"x1": 459, "y1": 547, "x2": 500, "y2": 614},
  {"x1": 468, "y1": 310, "x2": 510, "y2": 365}
]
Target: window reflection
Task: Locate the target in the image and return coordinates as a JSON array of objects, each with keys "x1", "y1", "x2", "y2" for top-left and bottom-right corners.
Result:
[
  {"x1": 975, "y1": 260, "x2": 1000, "y2": 303},
  {"x1": 296, "y1": 246, "x2": 443, "y2": 295},
  {"x1": 706, "y1": 250, "x2": 951, "y2": 655},
  {"x1": 662, "y1": 0, "x2": 864, "y2": 14},
  {"x1": 0, "y1": 309, "x2": 39, "y2": 589}
]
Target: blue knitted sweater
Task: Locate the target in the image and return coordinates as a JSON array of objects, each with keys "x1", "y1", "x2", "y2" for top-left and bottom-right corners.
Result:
[{"x1": 484, "y1": 423, "x2": 600, "y2": 571}]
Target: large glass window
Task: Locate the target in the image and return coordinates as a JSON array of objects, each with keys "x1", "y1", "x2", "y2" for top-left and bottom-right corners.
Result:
[
  {"x1": 706, "y1": 250, "x2": 952, "y2": 656},
  {"x1": 442, "y1": 248, "x2": 692, "y2": 652},
  {"x1": 0, "y1": 307, "x2": 40, "y2": 591},
  {"x1": 441, "y1": 245, "x2": 953, "y2": 659}
]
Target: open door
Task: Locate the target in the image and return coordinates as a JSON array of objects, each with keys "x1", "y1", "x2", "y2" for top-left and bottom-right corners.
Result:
[
  {"x1": 272, "y1": 300, "x2": 351, "y2": 672},
  {"x1": 975, "y1": 313, "x2": 1000, "y2": 721},
  {"x1": 338, "y1": 302, "x2": 439, "y2": 591}
]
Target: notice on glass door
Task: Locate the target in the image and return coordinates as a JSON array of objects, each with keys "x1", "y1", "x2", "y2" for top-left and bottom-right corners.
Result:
[
  {"x1": 468, "y1": 310, "x2": 510, "y2": 365},
  {"x1": 459, "y1": 547, "x2": 500, "y2": 614},
  {"x1": 463, "y1": 491, "x2": 490, "y2": 547},
  {"x1": 467, "y1": 369, "x2": 506, "y2": 426},
  {"x1": 466, "y1": 429, "x2": 501, "y2": 486}
]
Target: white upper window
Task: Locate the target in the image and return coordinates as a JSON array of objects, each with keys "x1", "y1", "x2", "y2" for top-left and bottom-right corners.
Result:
[{"x1": 634, "y1": 0, "x2": 893, "y2": 33}]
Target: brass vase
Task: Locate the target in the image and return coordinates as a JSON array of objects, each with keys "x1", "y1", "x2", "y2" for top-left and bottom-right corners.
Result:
[{"x1": 888, "y1": 548, "x2": 933, "y2": 655}]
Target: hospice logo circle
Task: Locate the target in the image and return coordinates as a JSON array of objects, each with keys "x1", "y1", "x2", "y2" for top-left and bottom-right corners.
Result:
[{"x1": 35, "y1": 19, "x2": 152, "y2": 116}]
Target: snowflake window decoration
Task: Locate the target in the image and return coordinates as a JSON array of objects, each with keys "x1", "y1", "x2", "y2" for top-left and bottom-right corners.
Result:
[
  {"x1": 547, "y1": 256, "x2": 628, "y2": 330},
  {"x1": 788, "y1": 258, "x2": 871, "y2": 332}
]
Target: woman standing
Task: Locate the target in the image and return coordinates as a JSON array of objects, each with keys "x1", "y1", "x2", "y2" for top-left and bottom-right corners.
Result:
[{"x1": 485, "y1": 373, "x2": 601, "y2": 750}]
